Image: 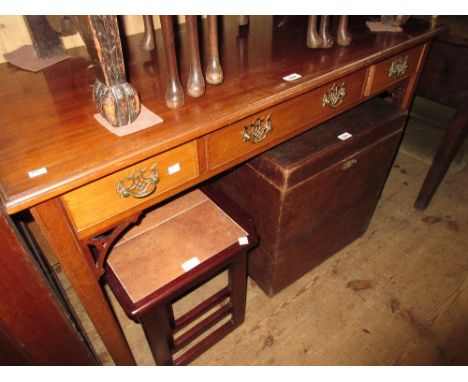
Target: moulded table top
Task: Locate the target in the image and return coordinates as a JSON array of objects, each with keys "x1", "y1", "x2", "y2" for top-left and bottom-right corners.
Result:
[{"x1": 0, "y1": 16, "x2": 444, "y2": 213}]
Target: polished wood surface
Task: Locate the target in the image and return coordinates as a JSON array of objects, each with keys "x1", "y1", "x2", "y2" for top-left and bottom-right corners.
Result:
[{"x1": 0, "y1": 16, "x2": 444, "y2": 215}]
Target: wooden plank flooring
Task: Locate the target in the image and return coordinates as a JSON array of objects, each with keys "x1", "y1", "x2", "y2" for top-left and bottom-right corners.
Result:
[{"x1": 52, "y1": 150, "x2": 468, "y2": 365}]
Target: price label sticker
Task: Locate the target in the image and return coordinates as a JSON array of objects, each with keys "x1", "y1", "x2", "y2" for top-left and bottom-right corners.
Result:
[
  {"x1": 338, "y1": 132, "x2": 353, "y2": 141},
  {"x1": 283, "y1": 73, "x2": 302, "y2": 82},
  {"x1": 28, "y1": 167, "x2": 48, "y2": 178},
  {"x1": 238, "y1": 237, "x2": 249, "y2": 245},
  {"x1": 181, "y1": 257, "x2": 201, "y2": 272},
  {"x1": 168, "y1": 163, "x2": 181, "y2": 175}
]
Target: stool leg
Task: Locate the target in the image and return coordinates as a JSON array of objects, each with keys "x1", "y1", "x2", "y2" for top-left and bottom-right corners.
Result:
[
  {"x1": 141, "y1": 304, "x2": 174, "y2": 366},
  {"x1": 229, "y1": 251, "x2": 248, "y2": 326}
]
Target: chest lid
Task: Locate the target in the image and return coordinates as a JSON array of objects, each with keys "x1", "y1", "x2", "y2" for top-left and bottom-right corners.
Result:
[{"x1": 247, "y1": 97, "x2": 407, "y2": 189}]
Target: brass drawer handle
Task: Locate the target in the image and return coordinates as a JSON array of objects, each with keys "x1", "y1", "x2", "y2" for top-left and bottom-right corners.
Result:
[
  {"x1": 341, "y1": 158, "x2": 358, "y2": 170},
  {"x1": 242, "y1": 114, "x2": 272, "y2": 144},
  {"x1": 116, "y1": 163, "x2": 159, "y2": 198},
  {"x1": 388, "y1": 55, "x2": 408, "y2": 79},
  {"x1": 322, "y1": 82, "x2": 347, "y2": 109}
]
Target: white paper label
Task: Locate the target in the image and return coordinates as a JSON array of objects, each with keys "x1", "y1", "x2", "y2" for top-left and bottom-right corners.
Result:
[
  {"x1": 28, "y1": 167, "x2": 48, "y2": 178},
  {"x1": 181, "y1": 257, "x2": 201, "y2": 272},
  {"x1": 168, "y1": 162, "x2": 181, "y2": 175},
  {"x1": 283, "y1": 73, "x2": 302, "y2": 82},
  {"x1": 338, "y1": 132, "x2": 353, "y2": 141},
  {"x1": 238, "y1": 237, "x2": 249, "y2": 245}
]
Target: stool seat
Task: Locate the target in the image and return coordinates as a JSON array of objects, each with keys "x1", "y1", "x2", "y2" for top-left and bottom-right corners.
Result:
[{"x1": 105, "y1": 188, "x2": 257, "y2": 365}]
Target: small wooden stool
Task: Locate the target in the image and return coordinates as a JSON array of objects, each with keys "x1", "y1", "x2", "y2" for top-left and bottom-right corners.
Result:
[{"x1": 105, "y1": 188, "x2": 257, "y2": 365}]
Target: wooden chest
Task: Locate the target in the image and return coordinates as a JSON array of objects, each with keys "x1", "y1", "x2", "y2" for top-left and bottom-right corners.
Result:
[{"x1": 211, "y1": 98, "x2": 408, "y2": 296}]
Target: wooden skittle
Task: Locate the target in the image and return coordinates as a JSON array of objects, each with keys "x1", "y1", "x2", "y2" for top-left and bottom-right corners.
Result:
[
  {"x1": 160, "y1": 16, "x2": 185, "y2": 109},
  {"x1": 206, "y1": 15, "x2": 224, "y2": 85},
  {"x1": 186, "y1": 15, "x2": 205, "y2": 97}
]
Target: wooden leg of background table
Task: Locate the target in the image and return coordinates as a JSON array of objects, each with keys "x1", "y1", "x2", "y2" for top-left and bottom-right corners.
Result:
[
  {"x1": 31, "y1": 198, "x2": 136, "y2": 366},
  {"x1": 414, "y1": 106, "x2": 468, "y2": 210}
]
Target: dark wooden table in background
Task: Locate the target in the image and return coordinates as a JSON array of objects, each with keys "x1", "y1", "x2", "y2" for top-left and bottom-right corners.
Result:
[
  {"x1": 0, "y1": 16, "x2": 444, "y2": 365},
  {"x1": 414, "y1": 16, "x2": 468, "y2": 210}
]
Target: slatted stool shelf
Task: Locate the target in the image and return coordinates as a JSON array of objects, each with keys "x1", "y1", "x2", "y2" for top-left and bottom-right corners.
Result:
[{"x1": 105, "y1": 188, "x2": 257, "y2": 365}]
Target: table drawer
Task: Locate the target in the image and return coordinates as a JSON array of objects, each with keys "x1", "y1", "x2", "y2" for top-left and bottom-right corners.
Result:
[
  {"x1": 207, "y1": 69, "x2": 366, "y2": 170},
  {"x1": 62, "y1": 141, "x2": 199, "y2": 238},
  {"x1": 366, "y1": 45, "x2": 424, "y2": 96}
]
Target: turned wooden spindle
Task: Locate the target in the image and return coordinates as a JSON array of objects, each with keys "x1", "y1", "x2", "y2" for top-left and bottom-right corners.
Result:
[
  {"x1": 206, "y1": 15, "x2": 224, "y2": 85},
  {"x1": 77, "y1": 16, "x2": 140, "y2": 127},
  {"x1": 140, "y1": 15, "x2": 155, "y2": 51},
  {"x1": 160, "y1": 16, "x2": 185, "y2": 109},
  {"x1": 237, "y1": 22, "x2": 249, "y2": 74},
  {"x1": 239, "y1": 16, "x2": 249, "y2": 26},
  {"x1": 319, "y1": 15, "x2": 334, "y2": 49},
  {"x1": 337, "y1": 16, "x2": 352, "y2": 46},
  {"x1": 307, "y1": 16, "x2": 322, "y2": 49},
  {"x1": 25, "y1": 16, "x2": 66, "y2": 59},
  {"x1": 186, "y1": 15, "x2": 205, "y2": 97}
]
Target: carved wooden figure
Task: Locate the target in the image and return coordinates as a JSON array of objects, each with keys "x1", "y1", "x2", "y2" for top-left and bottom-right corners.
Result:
[
  {"x1": 206, "y1": 15, "x2": 224, "y2": 85},
  {"x1": 319, "y1": 15, "x2": 334, "y2": 49},
  {"x1": 307, "y1": 16, "x2": 322, "y2": 48},
  {"x1": 140, "y1": 15, "x2": 155, "y2": 51},
  {"x1": 0, "y1": 16, "x2": 444, "y2": 366},
  {"x1": 77, "y1": 16, "x2": 140, "y2": 127},
  {"x1": 25, "y1": 16, "x2": 66, "y2": 59},
  {"x1": 186, "y1": 16, "x2": 205, "y2": 97},
  {"x1": 160, "y1": 16, "x2": 185, "y2": 109},
  {"x1": 337, "y1": 16, "x2": 352, "y2": 46}
]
